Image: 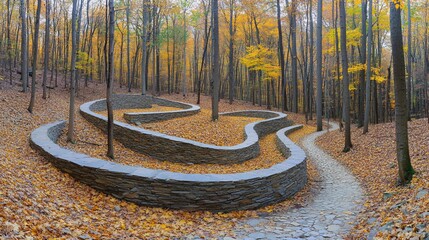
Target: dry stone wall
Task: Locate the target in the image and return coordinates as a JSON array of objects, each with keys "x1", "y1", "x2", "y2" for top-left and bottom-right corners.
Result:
[
  {"x1": 30, "y1": 121, "x2": 307, "y2": 212},
  {"x1": 80, "y1": 97, "x2": 292, "y2": 164}
]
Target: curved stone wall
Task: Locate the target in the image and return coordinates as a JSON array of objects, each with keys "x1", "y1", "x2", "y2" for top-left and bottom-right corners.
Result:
[
  {"x1": 80, "y1": 98, "x2": 292, "y2": 164},
  {"x1": 87, "y1": 94, "x2": 201, "y2": 124},
  {"x1": 30, "y1": 121, "x2": 307, "y2": 212},
  {"x1": 124, "y1": 97, "x2": 201, "y2": 123}
]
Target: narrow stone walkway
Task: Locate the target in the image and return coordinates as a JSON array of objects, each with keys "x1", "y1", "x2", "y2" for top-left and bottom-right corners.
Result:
[{"x1": 231, "y1": 123, "x2": 364, "y2": 239}]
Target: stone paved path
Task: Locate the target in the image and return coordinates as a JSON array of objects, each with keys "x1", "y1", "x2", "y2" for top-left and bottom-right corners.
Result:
[{"x1": 230, "y1": 123, "x2": 364, "y2": 239}]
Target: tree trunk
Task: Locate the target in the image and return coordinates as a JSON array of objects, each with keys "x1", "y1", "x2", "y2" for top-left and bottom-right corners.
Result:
[
  {"x1": 308, "y1": 0, "x2": 314, "y2": 120},
  {"x1": 358, "y1": 0, "x2": 367, "y2": 128},
  {"x1": 126, "y1": 0, "x2": 131, "y2": 92},
  {"x1": 119, "y1": 29, "x2": 124, "y2": 87},
  {"x1": 363, "y1": 0, "x2": 373, "y2": 133},
  {"x1": 276, "y1": 0, "x2": 287, "y2": 112},
  {"x1": 228, "y1": 0, "x2": 235, "y2": 104},
  {"x1": 166, "y1": 17, "x2": 171, "y2": 94},
  {"x1": 390, "y1": 1, "x2": 414, "y2": 184},
  {"x1": 290, "y1": 1, "x2": 298, "y2": 113},
  {"x1": 183, "y1": 7, "x2": 188, "y2": 97},
  {"x1": 67, "y1": 0, "x2": 78, "y2": 143},
  {"x1": 407, "y1": 0, "x2": 412, "y2": 120},
  {"x1": 106, "y1": 0, "x2": 115, "y2": 159},
  {"x1": 197, "y1": 27, "x2": 211, "y2": 105},
  {"x1": 386, "y1": 64, "x2": 391, "y2": 122},
  {"x1": 211, "y1": 0, "x2": 220, "y2": 121},
  {"x1": 339, "y1": 0, "x2": 352, "y2": 152},
  {"x1": 141, "y1": 0, "x2": 148, "y2": 95},
  {"x1": 20, "y1": 0, "x2": 28, "y2": 92},
  {"x1": 316, "y1": 0, "x2": 323, "y2": 131},
  {"x1": 334, "y1": 0, "x2": 341, "y2": 122},
  {"x1": 425, "y1": 0, "x2": 429, "y2": 122},
  {"x1": 28, "y1": 0, "x2": 41, "y2": 113},
  {"x1": 6, "y1": 0, "x2": 12, "y2": 85},
  {"x1": 42, "y1": 0, "x2": 50, "y2": 99}
]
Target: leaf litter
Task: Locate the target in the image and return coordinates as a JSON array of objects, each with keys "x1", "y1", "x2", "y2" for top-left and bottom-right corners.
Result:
[{"x1": 0, "y1": 86, "x2": 318, "y2": 239}]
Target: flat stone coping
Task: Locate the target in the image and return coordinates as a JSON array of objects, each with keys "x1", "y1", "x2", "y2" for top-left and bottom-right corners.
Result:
[
  {"x1": 123, "y1": 97, "x2": 201, "y2": 123},
  {"x1": 80, "y1": 96, "x2": 292, "y2": 164},
  {"x1": 30, "y1": 121, "x2": 307, "y2": 212}
]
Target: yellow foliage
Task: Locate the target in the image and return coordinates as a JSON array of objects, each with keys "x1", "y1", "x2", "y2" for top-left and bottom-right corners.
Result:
[{"x1": 241, "y1": 45, "x2": 280, "y2": 81}]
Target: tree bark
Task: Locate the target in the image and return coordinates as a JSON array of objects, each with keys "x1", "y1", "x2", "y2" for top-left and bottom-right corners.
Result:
[
  {"x1": 290, "y1": 1, "x2": 298, "y2": 113},
  {"x1": 20, "y1": 0, "x2": 28, "y2": 92},
  {"x1": 211, "y1": 0, "x2": 220, "y2": 121},
  {"x1": 358, "y1": 0, "x2": 367, "y2": 128},
  {"x1": 363, "y1": 0, "x2": 373, "y2": 133},
  {"x1": 106, "y1": 0, "x2": 115, "y2": 159},
  {"x1": 141, "y1": 0, "x2": 148, "y2": 95},
  {"x1": 183, "y1": 6, "x2": 188, "y2": 97},
  {"x1": 42, "y1": 0, "x2": 50, "y2": 99},
  {"x1": 67, "y1": 0, "x2": 78, "y2": 142},
  {"x1": 28, "y1": 0, "x2": 42, "y2": 113},
  {"x1": 339, "y1": 0, "x2": 352, "y2": 152},
  {"x1": 126, "y1": 0, "x2": 131, "y2": 92},
  {"x1": 425, "y1": 0, "x2": 429, "y2": 122},
  {"x1": 308, "y1": 0, "x2": 314, "y2": 120},
  {"x1": 228, "y1": 0, "x2": 235, "y2": 104},
  {"x1": 407, "y1": 0, "x2": 412, "y2": 120},
  {"x1": 276, "y1": 0, "x2": 287, "y2": 112},
  {"x1": 316, "y1": 0, "x2": 323, "y2": 131},
  {"x1": 389, "y1": 1, "x2": 414, "y2": 184}
]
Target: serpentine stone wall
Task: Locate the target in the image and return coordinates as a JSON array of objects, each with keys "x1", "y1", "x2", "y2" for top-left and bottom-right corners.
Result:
[
  {"x1": 88, "y1": 94, "x2": 201, "y2": 124},
  {"x1": 30, "y1": 121, "x2": 307, "y2": 212},
  {"x1": 80, "y1": 97, "x2": 292, "y2": 164}
]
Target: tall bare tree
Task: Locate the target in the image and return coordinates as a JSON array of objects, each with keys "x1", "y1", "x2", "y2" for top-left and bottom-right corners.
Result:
[
  {"x1": 183, "y1": 4, "x2": 188, "y2": 97},
  {"x1": 67, "y1": 0, "x2": 78, "y2": 142},
  {"x1": 358, "y1": 0, "x2": 367, "y2": 128},
  {"x1": 276, "y1": 0, "x2": 286, "y2": 112},
  {"x1": 363, "y1": 0, "x2": 373, "y2": 133},
  {"x1": 308, "y1": 0, "x2": 314, "y2": 120},
  {"x1": 339, "y1": 0, "x2": 352, "y2": 152},
  {"x1": 6, "y1": 0, "x2": 13, "y2": 85},
  {"x1": 290, "y1": 1, "x2": 298, "y2": 113},
  {"x1": 141, "y1": 0, "x2": 148, "y2": 95},
  {"x1": 106, "y1": 0, "x2": 115, "y2": 158},
  {"x1": 28, "y1": 0, "x2": 42, "y2": 113},
  {"x1": 316, "y1": 0, "x2": 323, "y2": 131},
  {"x1": 212, "y1": 0, "x2": 220, "y2": 121},
  {"x1": 42, "y1": 0, "x2": 51, "y2": 99},
  {"x1": 126, "y1": 0, "x2": 131, "y2": 92},
  {"x1": 20, "y1": 0, "x2": 28, "y2": 93},
  {"x1": 228, "y1": 0, "x2": 235, "y2": 104},
  {"x1": 389, "y1": 0, "x2": 414, "y2": 184},
  {"x1": 425, "y1": 0, "x2": 429, "y2": 122},
  {"x1": 407, "y1": 0, "x2": 412, "y2": 119}
]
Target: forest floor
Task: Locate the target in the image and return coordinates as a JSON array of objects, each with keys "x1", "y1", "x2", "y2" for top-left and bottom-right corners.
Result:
[
  {"x1": 1, "y1": 70, "x2": 427, "y2": 239},
  {"x1": 0, "y1": 73, "x2": 320, "y2": 239},
  {"x1": 317, "y1": 119, "x2": 429, "y2": 239}
]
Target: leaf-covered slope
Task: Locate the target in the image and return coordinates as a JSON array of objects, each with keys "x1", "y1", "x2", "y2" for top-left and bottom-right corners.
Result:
[{"x1": 317, "y1": 120, "x2": 429, "y2": 239}]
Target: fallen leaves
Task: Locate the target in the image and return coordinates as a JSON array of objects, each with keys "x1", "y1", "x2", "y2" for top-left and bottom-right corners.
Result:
[
  {"x1": 317, "y1": 119, "x2": 429, "y2": 239},
  {"x1": 98, "y1": 108, "x2": 264, "y2": 146},
  {"x1": 0, "y1": 86, "x2": 317, "y2": 239}
]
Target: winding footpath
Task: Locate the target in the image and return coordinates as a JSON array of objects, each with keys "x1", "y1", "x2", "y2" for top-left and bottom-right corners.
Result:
[{"x1": 231, "y1": 123, "x2": 364, "y2": 239}]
